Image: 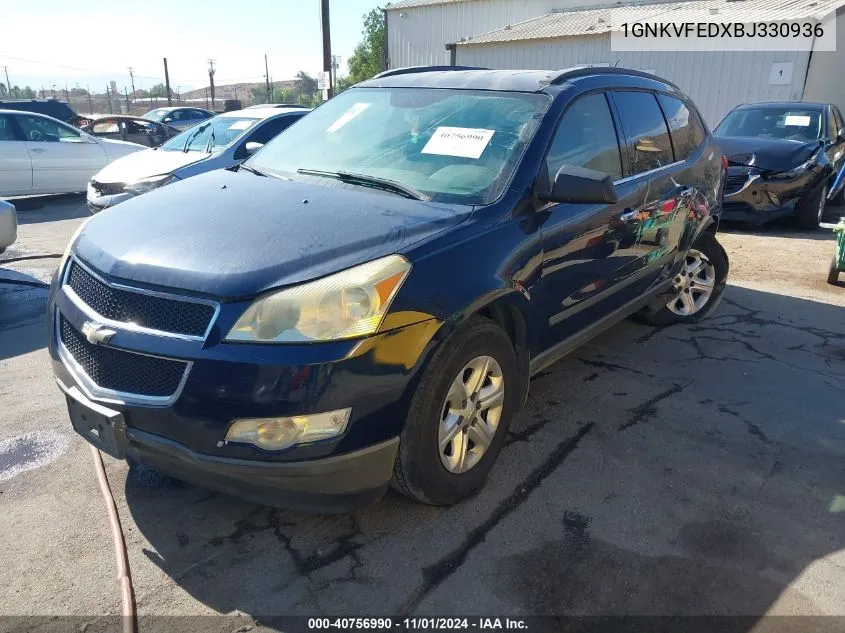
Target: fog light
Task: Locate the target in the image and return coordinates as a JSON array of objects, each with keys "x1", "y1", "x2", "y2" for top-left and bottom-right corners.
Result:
[{"x1": 224, "y1": 408, "x2": 351, "y2": 450}]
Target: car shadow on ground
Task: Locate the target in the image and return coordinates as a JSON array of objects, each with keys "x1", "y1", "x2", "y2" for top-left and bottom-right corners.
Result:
[
  {"x1": 9, "y1": 194, "x2": 89, "y2": 223},
  {"x1": 0, "y1": 270, "x2": 50, "y2": 361},
  {"x1": 122, "y1": 283, "x2": 845, "y2": 623}
]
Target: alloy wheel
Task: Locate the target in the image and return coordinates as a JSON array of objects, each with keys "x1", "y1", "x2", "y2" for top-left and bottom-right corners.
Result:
[
  {"x1": 667, "y1": 248, "x2": 716, "y2": 316},
  {"x1": 438, "y1": 355, "x2": 504, "y2": 474}
]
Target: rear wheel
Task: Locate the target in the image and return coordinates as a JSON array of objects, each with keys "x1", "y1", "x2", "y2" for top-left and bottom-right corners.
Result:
[
  {"x1": 392, "y1": 317, "x2": 517, "y2": 505},
  {"x1": 796, "y1": 184, "x2": 828, "y2": 229},
  {"x1": 640, "y1": 231, "x2": 729, "y2": 326}
]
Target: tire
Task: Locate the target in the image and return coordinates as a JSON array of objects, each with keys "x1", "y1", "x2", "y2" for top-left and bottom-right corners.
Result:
[
  {"x1": 828, "y1": 255, "x2": 841, "y2": 285},
  {"x1": 640, "y1": 231, "x2": 729, "y2": 327},
  {"x1": 392, "y1": 316, "x2": 518, "y2": 505},
  {"x1": 796, "y1": 183, "x2": 828, "y2": 229}
]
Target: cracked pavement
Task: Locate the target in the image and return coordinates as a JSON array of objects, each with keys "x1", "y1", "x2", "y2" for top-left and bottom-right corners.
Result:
[{"x1": 1, "y1": 196, "x2": 845, "y2": 629}]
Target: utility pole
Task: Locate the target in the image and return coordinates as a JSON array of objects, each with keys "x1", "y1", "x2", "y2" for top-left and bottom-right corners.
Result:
[
  {"x1": 204, "y1": 87, "x2": 209, "y2": 110},
  {"x1": 64, "y1": 85, "x2": 69, "y2": 102},
  {"x1": 2, "y1": 66, "x2": 9, "y2": 97},
  {"x1": 124, "y1": 87, "x2": 130, "y2": 113},
  {"x1": 51, "y1": 84, "x2": 57, "y2": 99},
  {"x1": 127, "y1": 67, "x2": 136, "y2": 102},
  {"x1": 264, "y1": 54, "x2": 271, "y2": 103},
  {"x1": 105, "y1": 84, "x2": 113, "y2": 113},
  {"x1": 86, "y1": 86, "x2": 93, "y2": 114},
  {"x1": 176, "y1": 85, "x2": 182, "y2": 102},
  {"x1": 207, "y1": 59, "x2": 216, "y2": 111},
  {"x1": 320, "y1": 0, "x2": 334, "y2": 99},
  {"x1": 163, "y1": 58, "x2": 172, "y2": 106}
]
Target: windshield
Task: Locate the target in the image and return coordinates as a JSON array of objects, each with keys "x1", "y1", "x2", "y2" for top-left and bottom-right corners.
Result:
[
  {"x1": 715, "y1": 107, "x2": 823, "y2": 142},
  {"x1": 247, "y1": 87, "x2": 550, "y2": 205},
  {"x1": 143, "y1": 109, "x2": 170, "y2": 120},
  {"x1": 159, "y1": 116, "x2": 259, "y2": 152}
]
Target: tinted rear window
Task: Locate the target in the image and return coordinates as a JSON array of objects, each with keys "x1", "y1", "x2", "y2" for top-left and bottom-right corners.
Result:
[
  {"x1": 612, "y1": 91, "x2": 674, "y2": 174},
  {"x1": 657, "y1": 94, "x2": 705, "y2": 161}
]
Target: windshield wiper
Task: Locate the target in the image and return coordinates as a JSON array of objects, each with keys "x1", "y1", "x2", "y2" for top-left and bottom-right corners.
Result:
[
  {"x1": 296, "y1": 168, "x2": 430, "y2": 201},
  {"x1": 205, "y1": 128, "x2": 216, "y2": 154},
  {"x1": 182, "y1": 122, "x2": 211, "y2": 153},
  {"x1": 238, "y1": 164, "x2": 267, "y2": 177}
]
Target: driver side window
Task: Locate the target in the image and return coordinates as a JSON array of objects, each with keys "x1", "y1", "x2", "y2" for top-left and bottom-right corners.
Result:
[{"x1": 544, "y1": 93, "x2": 623, "y2": 188}]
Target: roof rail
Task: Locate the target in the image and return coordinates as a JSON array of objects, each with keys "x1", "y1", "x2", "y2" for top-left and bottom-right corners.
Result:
[
  {"x1": 548, "y1": 66, "x2": 679, "y2": 90},
  {"x1": 372, "y1": 65, "x2": 489, "y2": 79}
]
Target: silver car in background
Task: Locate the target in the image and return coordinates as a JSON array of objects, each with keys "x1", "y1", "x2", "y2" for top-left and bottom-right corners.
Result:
[
  {"x1": 142, "y1": 106, "x2": 216, "y2": 131},
  {"x1": 86, "y1": 107, "x2": 310, "y2": 212},
  {"x1": 0, "y1": 199, "x2": 17, "y2": 254}
]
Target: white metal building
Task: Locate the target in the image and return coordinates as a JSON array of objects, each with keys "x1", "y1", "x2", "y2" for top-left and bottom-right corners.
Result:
[{"x1": 386, "y1": 0, "x2": 845, "y2": 126}]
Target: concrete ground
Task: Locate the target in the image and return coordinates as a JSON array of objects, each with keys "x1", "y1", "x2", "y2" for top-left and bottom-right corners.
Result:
[{"x1": 1, "y1": 195, "x2": 844, "y2": 630}]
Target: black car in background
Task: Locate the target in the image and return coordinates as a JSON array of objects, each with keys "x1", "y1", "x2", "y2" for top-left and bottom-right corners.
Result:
[
  {"x1": 0, "y1": 98, "x2": 91, "y2": 127},
  {"x1": 715, "y1": 101, "x2": 845, "y2": 228},
  {"x1": 82, "y1": 115, "x2": 180, "y2": 147},
  {"x1": 50, "y1": 67, "x2": 729, "y2": 510}
]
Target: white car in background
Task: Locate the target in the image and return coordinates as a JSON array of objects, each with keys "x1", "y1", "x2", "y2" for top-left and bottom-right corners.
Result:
[
  {"x1": 87, "y1": 107, "x2": 309, "y2": 212},
  {"x1": 0, "y1": 110, "x2": 144, "y2": 197}
]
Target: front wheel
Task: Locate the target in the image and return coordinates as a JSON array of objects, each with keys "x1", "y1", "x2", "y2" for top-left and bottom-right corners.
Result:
[
  {"x1": 392, "y1": 317, "x2": 518, "y2": 505},
  {"x1": 641, "y1": 231, "x2": 729, "y2": 326},
  {"x1": 796, "y1": 184, "x2": 828, "y2": 229}
]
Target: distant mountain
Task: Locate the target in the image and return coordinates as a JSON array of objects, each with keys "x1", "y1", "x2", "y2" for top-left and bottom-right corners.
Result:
[{"x1": 181, "y1": 80, "x2": 296, "y2": 102}]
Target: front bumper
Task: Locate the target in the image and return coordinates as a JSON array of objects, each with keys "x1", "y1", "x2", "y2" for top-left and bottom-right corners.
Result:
[
  {"x1": 86, "y1": 183, "x2": 134, "y2": 213},
  {"x1": 49, "y1": 258, "x2": 443, "y2": 509},
  {"x1": 722, "y1": 170, "x2": 821, "y2": 224}
]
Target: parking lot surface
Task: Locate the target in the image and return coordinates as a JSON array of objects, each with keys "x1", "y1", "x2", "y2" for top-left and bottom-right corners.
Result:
[{"x1": 1, "y1": 196, "x2": 844, "y2": 627}]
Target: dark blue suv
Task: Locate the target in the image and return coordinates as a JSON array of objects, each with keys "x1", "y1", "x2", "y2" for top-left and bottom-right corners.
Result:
[{"x1": 49, "y1": 67, "x2": 728, "y2": 511}]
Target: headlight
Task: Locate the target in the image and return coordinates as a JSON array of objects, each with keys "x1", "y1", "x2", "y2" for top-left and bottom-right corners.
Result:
[
  {"x1": 124, "y1": 174, "x2": 178, "y2": 194},
  {"x1": 225, "y1": 254, "x2": 411, "y2": 343},
  {"x1": 769, "y1": 158, "x2": 815, "y2": 180}
]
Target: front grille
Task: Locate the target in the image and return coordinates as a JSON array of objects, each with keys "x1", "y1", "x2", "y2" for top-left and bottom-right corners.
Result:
[
  {"x1": 60, "y1": 316, "x2": 187, "y2": 397},
  {"x1": 90, "y1": 180, "x2": 125, "y2": 196},
  {"x1": 725, "y1": 174, "x2": 749, "y2": 194},
  {"x1": 66, "y1": 261, "x2": 215, "y2": 337}
]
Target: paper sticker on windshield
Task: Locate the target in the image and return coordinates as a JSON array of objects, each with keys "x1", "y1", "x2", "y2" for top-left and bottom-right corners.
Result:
[
  {"x1": 229, "y1": 120, "x2": 254, "y2": 130},
  {"x1": 784, "y1": 115, "x2": 811, "y2": 127},
  {"x1": 421, "y1": 127, "x2": 495, "y2": 159},
  {"x1": 326, "y1": 103, "x2": 371, "y2": 133}
]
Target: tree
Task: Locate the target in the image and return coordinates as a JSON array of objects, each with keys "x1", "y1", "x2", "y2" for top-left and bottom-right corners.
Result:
[
  {"x1": 19, "y1": 86, "x2": 35, "y2": 99},
  {"x1": 294, "y1": 71, "x2": 318, "y2": 98},
  {"x1": 0, "y1": 83, "x2": 6, "y2": 97},
  {"x1": 148, "y1": 83, "x2": 168, "y2": 98},
  {"x1": 347, "y1": 7, "x2": 385, "y2": 85}
]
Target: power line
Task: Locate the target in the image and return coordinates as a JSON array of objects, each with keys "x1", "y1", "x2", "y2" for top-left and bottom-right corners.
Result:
[{"x1": 0, "y1": 53, "x2": 161, "y2": 79}]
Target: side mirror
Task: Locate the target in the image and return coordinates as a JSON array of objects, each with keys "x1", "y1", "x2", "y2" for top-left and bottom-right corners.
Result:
[
  {"x1": 245, "y1": 142, "x2": 264, "y2": 156},
  {"x1": 163, "y1": 117, "x2": 174, "y2": 123},
  {"x1": 538, "y1": 165, "x2": 619, "y2": 204}
]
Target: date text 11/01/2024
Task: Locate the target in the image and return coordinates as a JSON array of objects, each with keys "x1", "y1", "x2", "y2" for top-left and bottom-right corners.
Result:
[{"x1": 307, "y1": 618, "x2": 528, "y2": 630}]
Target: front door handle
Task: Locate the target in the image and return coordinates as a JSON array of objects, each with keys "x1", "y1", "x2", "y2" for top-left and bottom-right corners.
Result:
[
  {"x1": 619, "y1": 209, "x2": 638, "y2": 222},
  {"x1": 29, "y1": 148, "x2": 46, "y2": 153}
]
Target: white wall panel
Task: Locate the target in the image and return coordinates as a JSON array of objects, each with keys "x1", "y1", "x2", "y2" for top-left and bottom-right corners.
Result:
[{"x1": 455, "y1": 36, "x2": 810, "y2": 125}]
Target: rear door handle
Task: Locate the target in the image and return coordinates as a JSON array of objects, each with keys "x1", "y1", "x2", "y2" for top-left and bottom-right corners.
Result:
[
  {"x1": 29, "y1": 148, "x2": 46, "y2": 153},
  {"x1": 619, "y1": 209, "x2": 638, "y2": 222}
]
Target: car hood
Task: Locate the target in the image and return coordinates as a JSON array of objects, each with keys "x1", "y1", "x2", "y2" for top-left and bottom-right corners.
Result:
[
  {"x1": 715, "y1": 136, "x2": 820, "y2": 171},
  {"x1": 93, "y1": 147, "x2": 208, "y2": 183},
  {"x1": 74, "y1": 169, "x2": 471, "y2": 297}
]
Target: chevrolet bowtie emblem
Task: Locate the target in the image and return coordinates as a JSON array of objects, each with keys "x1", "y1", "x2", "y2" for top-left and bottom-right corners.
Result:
[{"x1": 81, "y1": 321, "x2": 117, "y2": 345}]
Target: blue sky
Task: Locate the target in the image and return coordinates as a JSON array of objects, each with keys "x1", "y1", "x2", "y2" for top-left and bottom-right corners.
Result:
[{"x1": 1, "y1": 0, "x2": 382, "y2": 92}]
